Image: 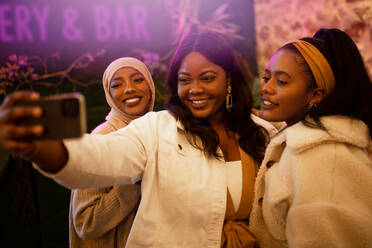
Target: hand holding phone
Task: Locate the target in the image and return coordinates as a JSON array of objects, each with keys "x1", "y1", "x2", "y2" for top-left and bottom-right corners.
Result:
[{"x1": 15, "y1": 92, "x2": 87, "y2": 140}]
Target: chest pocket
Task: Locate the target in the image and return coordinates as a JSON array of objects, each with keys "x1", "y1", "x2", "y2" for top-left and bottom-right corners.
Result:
[{"x1": 158, "y1": 131, "x2": 204, "y2": 191}]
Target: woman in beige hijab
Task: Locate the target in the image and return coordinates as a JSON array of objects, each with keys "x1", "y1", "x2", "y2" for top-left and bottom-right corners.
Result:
[{"x1": 69, "y1": 57, "x2": 156, "y2": 248}]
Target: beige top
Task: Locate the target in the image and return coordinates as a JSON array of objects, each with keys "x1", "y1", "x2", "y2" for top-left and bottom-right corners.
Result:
[{"x1": 69, "y1": 57, "x2": 155, "y2": 248}]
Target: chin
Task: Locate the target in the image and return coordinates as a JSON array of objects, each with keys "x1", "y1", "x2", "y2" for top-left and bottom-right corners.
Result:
[
  {"x1": 190, "y1": 111, "x2": 210, "y2": 119},
  {"x1": 260, "y1": 112, "x2": 279, "y2": 122}
]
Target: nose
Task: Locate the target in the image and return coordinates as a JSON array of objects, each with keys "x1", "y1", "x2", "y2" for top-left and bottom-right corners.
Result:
[
  {"x1": 189, "y1": 80, "x2": 203, "y2": 94},
  {"x1": 260, "y1": 78, "x2": 275, "y2": 95},
  {"x1": 124, "y1": 81, "x2": 136, "y2": 94}
]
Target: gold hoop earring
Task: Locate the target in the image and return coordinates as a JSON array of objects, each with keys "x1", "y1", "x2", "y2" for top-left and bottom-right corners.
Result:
[{"x1": 226, "y1": 84, "x2": 233, "y2": 112}]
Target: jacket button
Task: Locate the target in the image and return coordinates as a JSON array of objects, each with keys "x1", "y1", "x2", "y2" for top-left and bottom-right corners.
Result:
[
  {"x1": 258, "y1": 197, "x2": 263, "y2": 206},
  {"x1": 266, "y1": 160, "x2": 275, "y2": 168},
  {"x1": 178, "y1": 144, "x2": 183, "y2": 150}
]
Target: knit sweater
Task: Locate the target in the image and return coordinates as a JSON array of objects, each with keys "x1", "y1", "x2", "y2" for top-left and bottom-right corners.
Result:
[{"x1": 69, "y1": 121, "x2": 141, "y2": 248}]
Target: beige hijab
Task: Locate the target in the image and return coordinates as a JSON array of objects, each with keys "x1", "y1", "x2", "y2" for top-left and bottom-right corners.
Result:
[{"x1": 102, "y1": 57, "x2": 156, "y2": 128}]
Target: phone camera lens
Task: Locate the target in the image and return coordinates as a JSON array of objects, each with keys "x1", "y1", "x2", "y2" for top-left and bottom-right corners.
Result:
[{"x1": 62, "y1": 99, "x2": 79, "y2": 118}]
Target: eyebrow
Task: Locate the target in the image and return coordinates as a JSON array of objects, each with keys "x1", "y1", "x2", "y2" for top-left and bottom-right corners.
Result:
[
  {"x1": 264, "y1": 69, "x2": 291, "y2": 78},
  {"x1": 112, "y1": 72, "x2": 143, "y2": 81},
  {"x1": 178, "y1": 70, "x2": 217, "y2": 76},
  {"x1": 112, "y1": 76, "x2": 123, "y2": 81},
  {"x1": 130, "y1": 72, "x2": 143, "y2": 78}
]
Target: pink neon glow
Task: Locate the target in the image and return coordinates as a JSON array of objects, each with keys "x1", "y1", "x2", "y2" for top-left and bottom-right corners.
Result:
[
  {"x1": 0, "y1": 3, "x2": 152, "y2": 43},
  {"x1": 32, "y1": 5, "x2": 49, "y2": 41},
  {"x1": 15, "y1": 5, "x2": 33, "y2": 41},
  {"x1": 0, "y1": 5, "x2": 13, "y2": 42}
]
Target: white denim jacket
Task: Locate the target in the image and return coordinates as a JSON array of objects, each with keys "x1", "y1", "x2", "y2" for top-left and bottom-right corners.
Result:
[{"x1": 37, "y1": 110, "x2": 278, "y2": 248}]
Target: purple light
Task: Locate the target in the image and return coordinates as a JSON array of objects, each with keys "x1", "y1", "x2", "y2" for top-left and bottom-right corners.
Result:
[
  {"x1": 62, "y1": 7, "x2": 83, "y2": 41},
  {"x1": 15, "y1": 5, "x2": 33, "y2": 41},
  {"x1": 33, "y1": 5, "x2": 49, "y2": 41},
  {"x1": 0, "y1": 3, "x2": 152, "y2": 43},
  {"x1": 93, "y1": 5, "x2": 111, "y2": 41},
  {"x1": 131, "y1": 4, "x2": 150, "y2": 41},
  {"x1": 0, "y1": 5, "x2": 13, "y2": 42},
  {"x1": 0, "y1": 4, "x2": 49, "y2": 42},
  {"x1": 94, "y1": 4, "x2": 150, "y2": 42}
]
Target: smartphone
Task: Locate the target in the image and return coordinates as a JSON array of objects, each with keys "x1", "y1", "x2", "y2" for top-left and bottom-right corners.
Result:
[{"x1": 15, "y1": 92, "x2": 87, "y2": 140}]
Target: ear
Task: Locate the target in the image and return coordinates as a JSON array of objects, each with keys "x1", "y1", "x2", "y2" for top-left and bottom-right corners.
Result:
[
  {"x1": 308, "y1": 88, "x2": 325, "y2": 105},
  {"x1": 226, "y1": 75, "x2": 231, "y2": 86}
]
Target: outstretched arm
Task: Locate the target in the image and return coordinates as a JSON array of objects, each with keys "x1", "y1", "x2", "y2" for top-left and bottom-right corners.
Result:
[{"x1": 0, "y1": 91, "x2": 67, "y2": 173}]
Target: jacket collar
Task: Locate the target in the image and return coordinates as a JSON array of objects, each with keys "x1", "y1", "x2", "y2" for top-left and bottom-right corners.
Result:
[{"x1": 276, "y1": 115, "x2": 370, "y2": 153}]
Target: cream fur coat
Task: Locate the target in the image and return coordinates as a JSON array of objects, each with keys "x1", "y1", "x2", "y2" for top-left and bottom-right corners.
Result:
[{"x1": 250, "y1": 115, "x2": 372, "y2": 248}]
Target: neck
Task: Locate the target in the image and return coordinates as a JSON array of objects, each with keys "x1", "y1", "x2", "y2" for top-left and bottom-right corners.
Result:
[{"x1": 208, "y1": 109, "x2": 227, "y2": 130}]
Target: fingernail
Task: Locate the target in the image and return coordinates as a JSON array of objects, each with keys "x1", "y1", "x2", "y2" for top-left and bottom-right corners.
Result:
[
  {"x1": 31, "y1": 92, "x2": 40, "y2": 99},
  {"x1": 32, "y1": 107, "x2": 42, "y2": 117},
  {"x1": 33, "y1": 125, "x2": 43, "y2": 135}
]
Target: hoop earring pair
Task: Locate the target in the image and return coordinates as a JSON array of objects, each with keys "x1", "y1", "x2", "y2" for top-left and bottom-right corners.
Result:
[{"x1": 226, "y1": 84, "x2": 233, "y2": 112}]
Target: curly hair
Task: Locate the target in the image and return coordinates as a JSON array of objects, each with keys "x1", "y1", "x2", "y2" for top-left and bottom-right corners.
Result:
[{"x1": 166, "y1": 30, "x2": 268, "y2": 162}]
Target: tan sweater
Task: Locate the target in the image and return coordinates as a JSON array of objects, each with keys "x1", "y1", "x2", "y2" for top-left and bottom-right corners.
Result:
[{"x1": 69, "y1": 121, "x2": 141, "y2": 248}]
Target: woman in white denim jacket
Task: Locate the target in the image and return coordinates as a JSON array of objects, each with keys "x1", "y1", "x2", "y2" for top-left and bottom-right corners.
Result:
[
  {"x1": 251, "y1": 28, "x2": 372, "y2": 248},
  {"x1": 0, "y1": 31, "x2": 277, "y2": 248}
]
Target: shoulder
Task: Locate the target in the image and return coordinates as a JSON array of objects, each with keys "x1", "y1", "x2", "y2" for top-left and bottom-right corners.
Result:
[
  {"x1": 284, "y1": 115, "x2": 370, "y2": 153},
  {"x1": 123, "y1": 110, "x2": 177, "y2": 134},
  {"x1": 130, "y1": 110, "x2": 176, "y2": 125},
  {"x1": 91, "y1": 121, "x2": 116, "y2": 134}
]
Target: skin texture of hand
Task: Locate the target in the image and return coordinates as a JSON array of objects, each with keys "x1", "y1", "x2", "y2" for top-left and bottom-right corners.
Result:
[{"x1": 0, "y1": 91, "x2": 68, "y2": 173}]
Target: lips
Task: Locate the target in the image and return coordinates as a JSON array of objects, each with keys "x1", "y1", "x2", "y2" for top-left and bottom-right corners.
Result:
[
  {"x1": 261, "y1": 98, "x2": 279, "y2": 109},
  {"x1": 189, "y1": 98, "x2": 209, "y2": 108},
  {"x1": 122, "y1": 96, "x2": 142, "y2": 106}
]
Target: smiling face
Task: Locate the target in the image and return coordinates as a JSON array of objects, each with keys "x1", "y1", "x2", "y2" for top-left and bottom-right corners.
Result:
[
  {"x1": 109, "y1": 67, "x2": 151, "y2": 116},
  {"x1": 177, "y1": 52, "x2": 229, "y2": 123},
  {"x1": 260, "y1": 49, "x2": 318, "y2": 125}
]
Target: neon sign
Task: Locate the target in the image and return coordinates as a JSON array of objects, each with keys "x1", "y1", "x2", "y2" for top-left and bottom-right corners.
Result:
[{"x1": 0, "y1": 3, "x2": 152, "y2": 42}]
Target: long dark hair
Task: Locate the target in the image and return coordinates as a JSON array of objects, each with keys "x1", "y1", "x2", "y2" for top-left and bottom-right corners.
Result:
[
  {"x1": 166, "y1": 31, "x2": 268, "y2": 162},
  {"x1": 280, "y1": 28, "x2": 372, "y2": 138}
]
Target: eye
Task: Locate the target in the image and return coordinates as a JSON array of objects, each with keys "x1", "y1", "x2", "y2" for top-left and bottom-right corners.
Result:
[
  {"x1": 178, "y1": 77, "x2": 190, "y2": 84},
  {"x1": 133, "y1": 77, "x2": 145, "y2": 83},
  {"x1": 110, "y1": 82, "x2": 121, "y2": 88},
  {"x1": 261, "y1": 76, "x2": 270, "y2": 83},
  {"x1": 277, "y1": 80, "x2": 288, "y2": 85},
  {"x1": 201, "y1": 75, "x2": 216, "y2": 82}
]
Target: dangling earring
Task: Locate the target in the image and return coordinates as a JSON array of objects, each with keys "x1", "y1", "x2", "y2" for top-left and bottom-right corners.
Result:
[
  {"x1": 307, "y1": 102, "x2": 318, "y2": 110},
  {"x1": 226, "y1": 84, "x2": 233, "y2": 112}
]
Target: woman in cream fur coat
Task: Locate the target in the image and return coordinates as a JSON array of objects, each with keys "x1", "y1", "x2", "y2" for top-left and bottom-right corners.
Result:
[{"x1": 251, "y1": 28, "x2": 372, "y2": 248}]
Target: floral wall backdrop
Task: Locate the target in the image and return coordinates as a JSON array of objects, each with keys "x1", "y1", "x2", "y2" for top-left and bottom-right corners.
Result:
[{"x1": 254, "y1": 0, "x2": 372, "y2": 77}]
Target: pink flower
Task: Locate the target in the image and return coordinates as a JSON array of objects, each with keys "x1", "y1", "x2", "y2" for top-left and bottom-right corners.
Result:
[
  {"x1": 95, "y1": 49, "x2": 105, "y2": 57},
  {"x1": 31, "y1": 73, "x2": 39, "y2": 80},
  {"x1": 86, "y1": 53, "x2": 94, "y2": 62},
  {"x1": 8, "y1": 54, "x2": 17, "y2": 62},
  {"x1": 18, "y1": 56, "x2": 28, "y2": 66}
]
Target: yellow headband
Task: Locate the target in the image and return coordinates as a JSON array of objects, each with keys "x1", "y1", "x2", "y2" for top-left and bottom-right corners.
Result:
[{"x1": 287, "y1": 40, "x2": 335, "y2": 97}]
